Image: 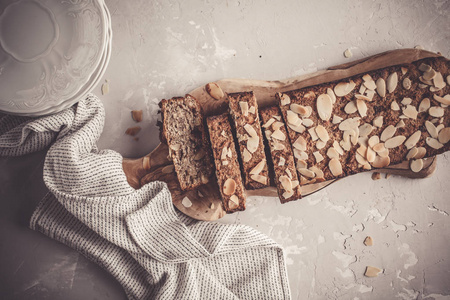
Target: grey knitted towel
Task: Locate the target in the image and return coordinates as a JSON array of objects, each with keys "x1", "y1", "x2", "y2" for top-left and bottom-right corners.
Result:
[{"x1": 0, "y1": 95, "x2": 291, "y2": 300}]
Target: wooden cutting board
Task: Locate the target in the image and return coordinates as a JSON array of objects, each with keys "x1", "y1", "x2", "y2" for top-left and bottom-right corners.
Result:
[{"x1": 122, "y1": 48, "x2": 443, "y2": 221}]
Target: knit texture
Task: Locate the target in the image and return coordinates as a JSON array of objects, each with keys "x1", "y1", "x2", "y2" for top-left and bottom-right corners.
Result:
[{"x1": 0, "y1": 95, "x2": 291, "y2": 299}]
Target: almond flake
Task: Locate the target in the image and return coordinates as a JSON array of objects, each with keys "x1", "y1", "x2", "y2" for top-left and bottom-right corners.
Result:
[
  {"x1": 387, "y1": 72, "x2": 398, "y2": 93},
  {"x1": 221, "y1": 146, "x2": 229, "y2": 160},
  {"x1": 327, "y1": 147, "x2": 339, "y2": 159},
  {"x1": 406, "y1": 147, "x2": 419, "y2": 160},
  {"x1": 278, "y1": 156, "x2": 286, "y2": 166},
  {"x1": 418, "y1": 63, "x2": 432, "y2": 72},
  {"x1": 359, "y1": 84, "x2": 367, "y2": 95},
  {"x1": 401, "y1": 67, "x2": 408, "y2": 75},
  {"x1": 362, "y1": 74, "x2": 373, "y2": 82},
  {"x1": 418, "y1": 98, "x2": 431, "y2": 113},
  {"x1": 272, "y1": 121, "x2": 284, "y2": 131},
  {"x1": 391, "y1": 101, "x2": 400, "y2": 111},
  {"x1": 372, "y1": 142, "x2": 386, "y2": 153},
  {"x1": 315, "y1": 125, "x2": 329, "y2": 142},
  {"x1": 263, "y1": 118, "x2": 275, "y2": 128},
  {"x1": 273, "y1": 115, "x2": 281, "y2": 121},
  {"x1": 404, "y1": 130, "x2": 421, "y2": 149},
  {"x1": 229, "y1": 195, "x2": 239, "y2": 209},
  {"x1": 365, "y1": 266, "x2": 382, "y2": 277},
  {"x1": 288, "y1": 123, "x2": 306, "y2": 133},
  {"x1": 327, "y1": 88, "x2": 336, "y2": 104},
  {"x1": 356, "y1": 99, "x2": 368, "y2": 118},
  {"x1": 205, "y1": 82, "x2": 224, "y2": 100},
  {"x1": 368, "y1": 136, "x2": 380, "y2": 148},
  {"x1": 334, "y1": 80, "x2": 356, "y2": 97},
  {"x1": 282, "y1": 190, "x2": 294, "y2": 199},
  {"x1": 296, "y1": 159, "x2": 308, "y2": 169},
  {"x1": 329, "y1": 158, "x2": 343, "y2": 176},
  {"x1": 291, "y1": 104, "x2": 309, "y2": 116},
  {"x1": 371, "y1": 155, "x2": 390, "y2": 168},
  {"x1": 363, "y1": 80, "x2": 377, "y2": 91},
  {"x1": 298, "y1": 168, "x2": 316, "y2": 178},
  {"x1": 302, "y1": 118, "x2": 314, "y2": 127},
  {"x1": 308, "y1": 127, "x2": 319, "y2": 141},
  {"x1": 279, "y1": 93, "x2": 291, "y2": 106},
  {"x1": 317, "y1": 94, "x2": 333, "y2": 121},
  {"x1": 376, "y1": 78, "x2": 386, "y2": 97},
  {"x1": 438, "y1": 127, "x2": 450, "y2": 144},
  {"x1": 366, "y1": 90, "x2": 376, "y2": 101},
  {"x1": 251, "y1": 174, "x2": 267, "y2": 185},
  {"x1": 271, "y1": 140, "x2": 285, "y2": 151},
  {"x1": 332, "y1": 115, "x2": 343, "y2": 124},
  {"x1": 366, "y1": 147, "x2": 376, "y2": 162},
  {"x1": 182, "y1": 197, "x2": 193, "y2": 208},
  {"x1": 402, "y1": 78, "x2": 412, "y2": 90},
  {"x1": 294, "y1": 149, "x2": 308, "y2": 160},
  {"x1": 371, "y1": 172, "x2": 381, "y2": 180},
  {"x1": 333, "y1": 141, "x2": 345, "y2": 155},
  {"x1": 410, "y1": 159, "x2": 424, "y2": 173},
  {"x1": 385, "y1": 135, "x2": 406, "y2": 148},
  {"x1": 356, "y1": 152, "x2": 368, "y2": 165},
  {"x1": 313, "y1": 151, "x2": 324, "y2": 163},
  {"x1": 271, "y1": 129, "x2": 286, "y2": 140},
  {"x1": 339, "y1": 118, "x2": 360, "y2": 131},
  {"x1": 373, "y1": 116, "x2": 383, "y2": 128},
  {"x1": 248, "y1": 106, "x2": 256, "y2": 114},
  {"x1": 425, "y1": 121, "x2": 438, "y2": 139},
  {"x1": 250, "y1": 159, "x2": 266, "y2": 175},
  {"x1": 415, "y1": 147, "x2": 426, "y2": 159},
  {"x1": 247, "y1": 137, "x2": 259, "y2": 153},
  {"x1": 423, "y1": 69, "x2": 437, "y2": 81},
  {"x1": 344, "y1": 101, "x2": 358, "y2": 114},
  {"x1": 381, "y1": 125, "x2": 397, "y2": 142},
  {"x1": 401, "y1": 97, "x2": 412, "y2": 105},
  {"x1": 222, "y1": 160, "x2": 229, "y2": 166},
  {"x1": 239, "y1": 101, "x2": 249, "y2": 116},
  {"x1": 309, "y1": 166, "x2": 324, "y2": 180},
  {"x1": 293, "y1": 136, "x2": 307, "y2": 151},
  {"x1": 396, "y1": 120, "x2": 406, "y2": 128},
  {"x1": 340, "y1": 139, "x2": 351, "y2": 151},
  {"x1": 316, "y1": 140, "x2": 327, "y2": 149},
  {"x1": 265, "y1": 130, "x2": 272, "y2": 140},
  {"x1": 426, "y1": 137, "x2": 444, "y2": 149},
  {"x1": 356, "y1": 145, "x2": 367, "y2": 157},
  {"x1": 355, "y1": 94, "x2": 372, "y2": 101},
  {"x1": 279, "y1": 175, "x2": 293, "y2": 192},
  {"x1": 433, "y1": 94, "x2": 450, "y2": 106},
  {"x1": 286, "y1": 169, "x2": 293, "y2": 179},
  {"x1": 402, "y1": 105, "x2": 418, "y2": 119},
  {"x1": 429, "y1": 106, "x2": 444, "y2": 117}
]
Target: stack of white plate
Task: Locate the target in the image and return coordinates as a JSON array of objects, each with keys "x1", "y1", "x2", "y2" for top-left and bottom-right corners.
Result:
[{"x1": 0, "y1": 0, "x2": 112, "y2": 116}]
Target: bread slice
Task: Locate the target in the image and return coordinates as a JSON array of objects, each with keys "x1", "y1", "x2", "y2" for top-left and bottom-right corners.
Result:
[
  {"x1": 227, "y1": 91, "x2": 269, "y2": 189},
  {"x1": 260, "y1": 106, "x2": 302, "y2": 203},
  {"x1": 277, "y1": 57, "x2": 450, "y2": 185},
  {"x1": 207, "y1": 113, "x2": 246, "y2": 213},
  {"x1": 159, "y1": 94, "x2": 213, "y2": 190}
]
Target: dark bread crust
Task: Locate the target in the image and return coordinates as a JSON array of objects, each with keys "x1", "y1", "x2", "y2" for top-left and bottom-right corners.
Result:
[
  {"x1": 227, "y1": 91, "x2": 269, "y2": 189},
  {"x1": 277, "y1": 57, "x2": 450, "y2": 183},
  {"x1": 260, "y1": 106, "x2": 302, "y2": 203},
  {"x1": 159, "y1": 94, "x2": 213, "y2": 190},
  {"x1": 207, "y1": 113, "x2": 246, "y2": 213}
]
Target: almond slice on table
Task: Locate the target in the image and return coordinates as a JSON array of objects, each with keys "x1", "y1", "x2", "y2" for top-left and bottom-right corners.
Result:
[
  {"x1": 279, "y1": 93, "x2": 291, "y2": 106},
  {"x1": 329, "y1": 158, "x2": 343, "y2": 177},
  {"x1": 365, "y1": 266, "x2": 382, "y2": 277},
  {"x1": 205, "y1": 82, "x2": 224, "y2": 100},
  {"x1": 410, "y1": 159, "x2": 424, "y2": 173}
]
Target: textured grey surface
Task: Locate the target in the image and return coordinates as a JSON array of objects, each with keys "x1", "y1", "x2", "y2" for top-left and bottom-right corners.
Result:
[{"x1": 1, "y1": 0, "x2": 450, "y2": 299}]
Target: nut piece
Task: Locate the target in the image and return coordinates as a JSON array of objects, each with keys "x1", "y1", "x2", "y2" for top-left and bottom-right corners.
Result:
[
  {"x1": 410, "y1": 159, "x2": 424, "y2": 173},
  {"x1": 376, "y1": 78, "x2": 386, "y2": 97},
  {"x1": 279, "y1": 93, "x2": 291, "y2": 106},
  {"x1": 315, "y1": 125, "x2": 329, "y2": 142},
  {"x1": 251, "y1": 174, "x2": 268, "y2": 185},
  {"x1": 182, "y1": 197, "x2": 192, "y2": 208},
  {"x1": 333, "y1": 115, "x2": 343, "y2": 124},
  {"x1": 334, "y1": 81, "x2": 356, "y2": 97},
  {"x1": 250, "y1": 159, "x2": 266, "y2": 175},
  {"x1": 293, "y1": 136, "x2": 307, "y2": 151},
  {"x1": 329, "y1": 158, "x2": 343, "y2": 177},
  {"x1": 402, "y1": 78, "x2": 412, "y2": 90},
  {"x1": 404, "y1": 130, "x2": 421, "y2": 149},
  {"x1": 380, "y1": 125, "x2": 397, "y2": 142},
  {"x1": 313, "y1": 151, "x2": 324, "y2": 163},
  {"x1": 402, "y1": 105, "x2": 418, "y2": 119},
  {"x1": 317, "y1": 94, "x2": 333, "y2": 121},
  {"x1": 364, "y1": 236, "x2": 374, "y2": 246},
  {"x1": 345, "y1": 101, "x2": 358, "y2": 114},
  {"x1": 425, "y1": 121, "x2": 439, "y2": 139},
  {"x1": 327, "y1": 147, "x2": 340, "y2": 159},
  {"x1": 298, "y1": 168, "x2": 316, "y2": 178},
  {"x1": 438, "y1": 127, "x2": 450, "y2": 144},
  {"x1": 415, "y1": 147, "x2": 427, "y2": 159},
  {"x1": 291, "y1": 103, "x2": 309, "y2": 116},
  {"x1": 433, "y1": 72, "x2": 446, "y2": 89},
  {"x1": 426, "y1": 137, "x2": 444, "y2": 149},
  {"x1": 344, "y1": 48, "x2": 353, "y2": 58},
  {"x1": 406, "y1": 147, "x2": 419, "y2": 160},
  {"x1": 387, "y1": 72, "x2": 398, "y2": 93},
  {"x1": 385, "y1": 136, "x2": 406, "y2": 148},
  {"x1": 229, "y1": 195, "x2": 239, "y2": 209},
  {"x1": 391, "y1": 101, "x2": 400, "y2": 111},
  {"x1": 244, "y1": 124, "x2": 258, "y2": 138},
  {"x1": 243, "y1": 148, "x2": 252, "y2": 162},
  {"x1": 356, "y1": 99, "x2": 368, "y2": 118},
  {"x1": 372, "y1": 155, "x2": 390, "y2": 168},
  {"x1": 327, "y1": 88, "x2": 337, "y2": 104},
  {"x1": 373, "y1": 116, "x2": 383, "y2": 128},
  {"x1": 223, "y1": 178, "x2": 236, "y2": 196},
  {"x1": 239, "y1": 101, "x2": 249, "y2": 116},
  {"x1": 247, "y1": 137, "x2": 259, "y2": 153},
  {"x1": 131, "y1": 110, "x2": 143, "y2": 122},
  {"x1": 365, "y1": 266, "x2": 382, "y2": 277},
  {"x1": 418, "y1": 98, "x2": 431, "y2": 113},
  {"x1": 429, "y1": 107, "x2": 444, "y2": 118},
  {"x1": 205, "y1": 82, "x2": 224, "y2": 100},
  {"x1": 433, "y1": 94, "x2": 450, "y2": 106},
  {"x1": 271, "y1": 129, "x2": 286, "y2": 141}
]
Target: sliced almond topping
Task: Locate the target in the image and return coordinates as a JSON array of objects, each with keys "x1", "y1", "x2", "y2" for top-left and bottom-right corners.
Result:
[
  {"x1": 401, "y1": 67, "x2": 408, "y2": 75},
  {"x1": 221, "y1": 146, "x2": 228, "y2": 160},
  {"x1": 315, "y1": 125, "x2": 329, "y2": 142},
  {"x1": 286, "y1": 169, "x2": 293, "y2": 179},
  {"x1": 229, "y1": 195, "x2": 239, "y2": 209},
  {"x1": 131, "y1": 110, "x2": 143, "y2": 122},
  {"x1": 363, "y1": 80, "x2": 377, "y2": 91},
  {"x1": 316, "y1": 140, "x2": 327, "y2": 149},
  {"x1": 248, "y1": 106, "x2": 256, "y2": 114},
  {"x1": 263, "y1": 118, "x2": 275, "y2": 128},
  {"x1": 273, "y1": 116, "x2": 281, "y2": 122},
  {"x1": 344, "y1": 101, "x2": 358, "y2": 114},
  {"x1": 247, "y1": 137, "x2": 259, "y2": 153},
  {"x1": 222, "y1": 160, "x2": 229, "y2": 166},
  {"x1": 333, "y1": 141, "x2": 345, "y2": 155},
  {"x1": 293, "y1": 136, "x2": 307, "y2": 151},
  {"x1": 286, "y1": 110, "x2": 302, "y2": 126},
  {"x1": 356, "y1": 99, "x2": 368, "y2": 117},
  {"x1": 313, "y1": 151, "x2": 324, "y2": 163},
  {"x1": 372, "y1": 142, "x2": 386, "y2": 153},
  {"x1": 406, "y1": 147, "x2": 419, "y2": 160},
  {"x1": 391, "y1": 101, "x2": 400, "y2": 111},
  {"x1": 205, "y1": 82, "x2": 224, "y2": 100},
  {"x1": 378, "y1": 148, "x2": 390, "y2": 158},
  {"x1": 433, "y1": 94, "x2": 450, "y2": 106},
  {"x1": 358, "y1": 124, "x2": 372, "y2": 139},
  {"x1": 366, "y1": 90, "x2": 376, "y2": 101},
  {"x1": 302, "y1": 118, "x2": 314, "y2": 127},
  {"x1": 425, "y1": 121, "x2": 439, "y2": 139},
  {"x1": 418, "y1": 63, "x2": 432, "y2": 72},
  {"x1": 426, "y1": 137, "x2": 444, "y2": 149},
  {"x1": 317, "y1": 94, "x2": 333, "y2": 121},
  {"x1": 376, "y1": 78, "x2": 386, "y2": 97},
  {"x1": 223, "y1": 178, "x2": 236, "y2": 196},
  {"x1": 329, "y1": 158, "x2": 343, "y2": 177},
  {"x1": 304, "y1": 106, "x2": 313, "y2": 118},
  {"x1": 396, "y1": 120, "x2": 406, "y2": 128},
  {"x1": 419, "y1": 83, "x2": 428, "y2": 89},
  {"x1": 385, "y1": 136, "x2": 406, "y2": 148},
  {"x1": 288, "y1": 123, "x2": 306, "y2": 133},
  {"x1": 415, "y1": 147, "x2": 427, "y2": 159},
  {"x1": 372, "y1": 155, "x2": 390, "y2": 168},
  {"x1": 251, "y1": 174, "x2": 267, "y2": 185},
  {"x1": 339, "y1": 118, "x2": 360, "y2": 131},
  {"x1": 371, "y1": 172, "x2": 381, "y2": 180},
  {"x1": 380, "y1": 125, "x2": 396, "y2": 142},
  {"x1": 438, "y1": 127, "x2": 450, "y2": 144},
  {"x1": 402, "y1": 78, "x2": 412, "y2": 90},
  {"x1": 365, "y1": 266, "x2": 382, "y2": 277},
  {"x1": 418, "y1": 98, "x2": 431, "y2": 113},
  {"x1": 327, "y1": 147, "x2": 340, "y2": 159},
  {"x1": 434, "y1": 72, "x2": 447, "y2": 88},
  {"x1": 402, "y1": 105, "x2": 418, "y2": 119},
  {"x1": 265, "y1": 130, "x2": 272, "y2": 140},
  {"x1": 327, "y1": 88, "x2": 336, "y2": 104},
  {"x1": 291, "y1": 103, "x2": 309, "y2": 116},
  {"x1": 356, "y1": 152, "x2": 368, "y2": 165},
  {"x1": 272, "y1": 121, "x2": 284, "y2": 131},
  {"x1": 356, "y1": 145, "x2": 367, "y2": 157},
  {"x1": 358, "y1": 136, "x2": 369, "y2": 147},
  {"x1": 401, "y1": 97, "x2": 412, "y2": 105},
  {"x1": 278, "y1": 156, "x2": 286, "y2": 166},
  {"x1": 298, "y1": 168, "x2": 316, "y2": 178},
  {"x1": 334, "y1": 81, "x2": 351, "y2": 97},
  {"x1": 373, "y1": 116, "x2": 383, "y2": 128},
  {"x1": 182, "y1": 197, "x2": 192, "y2": 208},
  {"x1": 366, "y1": 147, "x2": 376, "y2": 163},
  {"x1": 340, "y1": 139, "x2": 351, "y2": 151},
  {"x1": 429, "y1": 86, "x2": 442, "y2": 92},
  {"x1": 410, "y1": 159, "x2": 424, "y2": 173},
  {"x1": 296, "y1": 159, "x2": 308, "y2": 169},
  {"x1": 304, "y1": 91, "x2": 315, "y2": 99},
  {"x1": 423, "y1": 68, "x2": 437, "y2": 81},
  {"x1": 279, "y1": 175, "x2": 293, "y2": 192},
  {"x1": 387, "y1": 72, "x2": 398, "y2": 93},
  {"x1": 239, "y1": 101, "x2": 249, "y2": 116},
  {"x1": 355, "y1": 94, "x2": 372, "y2": 102},
  {"x1": 293, "y1": 149, "x2": 308, "y2": 160},
  {"x1": 272, "y1": 140, "x2": 286, "y2": 151},
  {"x1": 436, "y1": 124, "x2": 445, "y2": 132},
  {"x1": 404, "y1": 130, "x2": 421, "y2": 149},
  {"x1": 250, "y1": 159, "x2": 266, "y2": 175},
  {"x1": 368, "y1": 136, "x2": 380, "y2": 148},
  {"x1": 332, "y1": 115, "x2": 343, "y2": 124},
  {"x1": 279, "y1": 93, "x2": 291, "y2": 106},
  {"x1": 308, "y1": 127, "x2": 319, "y2": 141},
  {"x1": 271, "y1": 129, "x2": 286, "y2": 141},
  {"x1": 362, "y1": 74, "x2": 373, "y2": 82},
  {"x1": 429, "y1": 106, "x2": 444, "y2": 118},
  {"x1": 282, "y1": 190, "x2": 294, "y2": 199},
  {"x1": 244, "y1": 124, "x2": 258, "y2": 138}
]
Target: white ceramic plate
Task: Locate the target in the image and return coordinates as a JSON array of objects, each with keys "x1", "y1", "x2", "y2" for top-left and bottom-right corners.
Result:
[{"x1": 0, "y1": 0, "x2": 107, "y2": 115}]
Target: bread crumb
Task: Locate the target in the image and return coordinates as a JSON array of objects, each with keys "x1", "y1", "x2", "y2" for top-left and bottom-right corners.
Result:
[
  {"x1": 125, "y1": 126, "x2": 141, "y2": 136},
  {"x1": 131, "y1": 110, "x2": 143, "y2": 122},
  {"x1": 101, "y1": 80, "x2": 109, "y2": 95},
  {"x1": 371, "y1": 172, "x2": 381, "y2": 180},
  {"x1": 364, "y1": 266, "x2": 382, "y2": 277},
  {"x1": 364, "y1": 236, "x2": 373, "y2": 246}
]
